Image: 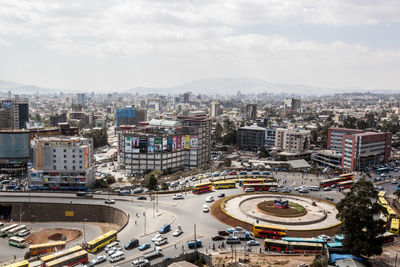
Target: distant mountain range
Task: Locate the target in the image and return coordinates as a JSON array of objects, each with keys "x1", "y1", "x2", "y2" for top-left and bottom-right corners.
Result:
[{"x1": 0, "y1": 78, "x2": 397, "y2": 96}]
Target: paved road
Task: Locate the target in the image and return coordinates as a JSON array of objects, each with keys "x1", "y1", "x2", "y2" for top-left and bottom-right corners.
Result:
[{"x1": 1, "y1": 170, "x2": 399, "y2": 266}]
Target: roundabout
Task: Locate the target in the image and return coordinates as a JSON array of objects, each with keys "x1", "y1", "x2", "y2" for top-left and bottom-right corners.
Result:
[{"x1": 221, "y1": 192, "x2": 342, "y2": 232}]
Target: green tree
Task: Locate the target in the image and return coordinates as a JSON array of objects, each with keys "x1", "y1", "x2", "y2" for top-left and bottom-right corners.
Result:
[
  {"x1": 82, "y1": 128, "x2": 108, "y2": 148},
  {"x1": 94, "y1": 179, "x2": 108, "y2": 189},
  {"x1": 161, "y1": 182, "x2": 169, "y2": 191},
  {"x1": 214, "y1": 122, "x2": 223, "y2": 143},
  {"x1": 144, "y1": 174, "x2": 158, "y2": 191},
  {"x1": 258, "y1": 146, "x2": 268, "y2": 158},
  {"x1": 105, "y1": 174, "x2": 116, "y2": 185},
  {"x1": 336, "y1": 179, "x2": 387, "y2": 257}
]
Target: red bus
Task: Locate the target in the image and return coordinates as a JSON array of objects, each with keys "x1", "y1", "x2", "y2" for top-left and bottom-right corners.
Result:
[
  {"x1": 45, "y1": 250, "x2": 88, "y2": 267},
  {"x1": 264, "y1": 238, "x2": 324, "y2": 254},
  {"x1": 243, "y1": 183, "x2": 278, "y2": 192},
  {"x1": 253, "y1": 224, "x2": 287, "y2": 239},
  {"x1": 339, "y1": 173, "x2": 354, "y2": 181},
  {"x1": 319, "y1": 178, "x2": 342, "y2": 188},
  {"x1": 192, "y1": 182, "x2": 213, "y2": 194},
  {"x1": 338, "y1": 180, "x2": 354, "y2": 189}
]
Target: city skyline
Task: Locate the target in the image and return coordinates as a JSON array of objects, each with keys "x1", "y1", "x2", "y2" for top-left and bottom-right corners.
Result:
[{"x1": 0, "y1": 0, "x2": 399, "y2": 92}]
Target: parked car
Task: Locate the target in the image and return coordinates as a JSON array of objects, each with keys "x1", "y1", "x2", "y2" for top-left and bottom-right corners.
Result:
[
  {"x1": 281, "y1": 188, "x2": 291, "y2": 193},
  {"x1": 173, "y1": 194, "x2": 185, "y2": 200},
  {"x1": 159, "y1": 224, "x2": 171, "y2": 234},
  {"x1": 124, "y1": 239, "x2": 139, "y2": 250},
  {"x1": 107, "y1": 246, "x2": 123, "y2": 255},
  {"x1": 91, "y1": 255, "x2": 107, "y2": 265},
  {"x1": 138, "y1": 242, "x2": 151, "y2": 251},
  {"x1": 325, "y1": 196, "x2": 334, "y2": 201},
  {"x1": 247, "y1": 240, "x2": 260, "y2": 246},
  {"x1": 131, "y1": 258, "x2": 149, "y2": 267},
  {"x1": 212, "y1": 235, "x2": 225, "y2": 241},
  {"x1": 202, "y1": 204, "x2": 209, "y2": 213},
  {"x1": 217, "y1": 193, "x2": 225, "y2": 198},
  {"x1": 154, "y1": 237, "x2": 168, "y2": 246},
  {"x1": 17, "y1": 229, "x2": 30, "y2": 237},
  {"x1": 318, "y1": 235, "x2": 332, "y2": 242},
  {"x1": 108, "y1": 251, "x2": 125, "y2": 263},
  {"x1": 105, "y1": 198, "x2": 115, "y2": 204},
  {"x1": 137, "y1": 196, "x2": 147, "y2": 200},
  {"x1": 226, "y1": 236, "x2": 241, "y2": 244},
  {"x1": 205, "y1": 196, "x2": 214, "y2": 202},
  {"x1": 244, "y1": 188, "x2": 254, "y2": 192},
  {"x1": 268, "y1": 187, "x2": 278, "y2": 192},
  {"x1": 218, "y1": 230, "x2": 229, "y2": 236},
  {"x1": 151, "y1": 234, "x2": 162, "y2": 243},
  {"x1": 323, "y1": 187, "x2": 332, "y2": 191}
]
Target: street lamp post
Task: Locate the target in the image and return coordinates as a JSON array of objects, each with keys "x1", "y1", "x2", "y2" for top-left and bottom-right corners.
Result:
[{"x1": 83, "y1": 218, "x2": 87, "y2": 243}]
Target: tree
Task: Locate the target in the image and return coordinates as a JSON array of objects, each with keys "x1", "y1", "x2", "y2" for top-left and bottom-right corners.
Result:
[
  {"x1": 161, "y1": 182, "x2": 169, "y2": 191},
  {"x1": 214, "y1": 122, "x2": 223, "y2": 143},
  {"x1": 144, "y1": 174, "x2": 158, "y2": 191},
  {"x1": 93, "y1": 179, "x2": 108, "y2": 189},
  {"x1": 258, "y1": 146, "x2": 268, "y2": 158},
  {"x1": 82, "y1": 128, "x2": 108, "y2": 148},
  {"x1": 224, "y1": 158, "x2": 231, "y2": 167},
  {"x1": 336, "y1": 179, "x2": 387, "y2": 257},
  {"x1": 105, "y1": 174, "x2": 116, "y2": 185}
]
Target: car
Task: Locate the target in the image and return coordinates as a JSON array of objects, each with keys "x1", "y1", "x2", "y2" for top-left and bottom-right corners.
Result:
[
  {"x1": 91, "y1": 255, "x2": 107, "y2": 265},
  {"x1": 173, "y1": 194, "x2": 185, "y2": 200},
  {"x1": 213, "y1": 172, "x2": 220, "y2": 177},
  {"x1": 218, "y1": 230, "x2": 229, "y2": 236},
  {"x1": 83, "y1": 262, "x2": 95, "y2": 267},
  {"x1": 228, "y1": 171, "x2": 237, "y2": 175},
  {"x1": 318, "y1": 235, "x2": 332, "y2": 242},
  {"x1": 268, "y1": 187, "x2": 278, "y2": 192},
  {"x1": 221, "y1": 171, "x2": 228, "y2": 176},
  {"x1": 217, "y1": 193, "x2": 225, "y2": 198},
  {"x1": 212, "y1": 235, "x2": 225, "y2": 241},
  {"x1": 323, "y1": 187, "x2": 332, "y2": 191},
  {"x1": 138, "y1": 242, "x2": 151, "y2": 251},
  {"x1": 124, "y1": 239, "x2": 139, "y2": 250},
  {"x1": 244, "y1": 188, "x2": 254, "y2": 192},
  {"x1": 392, "y1": 179, "x2": 398, "y2": 184},
  {"x1": 281, "y1": 188, "x2": 291, "y2": 193},
  {"x1": 137, "y1": 196, "x2": 147, "y2": 200},
  {"x1": 247, "y1": 240, "x2": 260, "y2": 246},
  {"x1": 76, "y1": 191, "x2": 87, "y2": 197},
  {"x1": 173, "y1": 226, "x2": 183, "y2": 237},
  {"x1": 330, "y1": 184, "x2": 336, "y2": 188},
  {"x1": 226, "y1": 236, "x2": 241, "y2": 244},
  {"x1": 325, "y1": 196, "x2": 334, "y2": 201},
  {"x1": 105, "y1": 241, "x2": 119, "y2": 252},
  {"x1": 17, "y1": 229, "x2": 30, "y2": 237},
  {"x1": 159, "y1": 224, "x2": 171, "y2": 234},
  {"x1": 381, "y1": 173, "x2": 388, "y2": 177},
  {"x1": 226, "y1": 228, "x2": 234, "y2": 234},
  {"x1": 202, "y1": 204, "x2": 209, "y2": 213},
  {"x1": 375, "y1": 177, "x2": 382, "y2": 181},
  {"x1": 84, "y1": 194, "x2": 94, "y2": 198},
  {"x1": 108, "y1": 250, "x2": 125, "y2": 263},
  {"x1": 131, "y1": 258, "x2": 150, "y2": 267},
  {"x1": 377, "y1": 185, "x2": 383, "y2": 190},
  {"x1": 108, "y1": 246, "x2": 123, "y2": 255},
  {"x1": 105, "y1": 198, "x2": 115, "y2": 204},
  {"x1": 205, "y1": 196, "x2": 214, "y2": 202},
  {"x1": 278, "y1": 184, "x2": 284, "y2": 188},
  {"x1": 154, "y1": 237, "x2": 168, "y2": 246},
  {"x1": 151, "y1": 234, "x2": 162, "y2": 243}
]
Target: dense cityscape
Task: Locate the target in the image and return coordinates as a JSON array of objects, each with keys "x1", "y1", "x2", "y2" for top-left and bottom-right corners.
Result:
[{"x1": 1, "y1": 0, "x2": 400, "y2": 266}]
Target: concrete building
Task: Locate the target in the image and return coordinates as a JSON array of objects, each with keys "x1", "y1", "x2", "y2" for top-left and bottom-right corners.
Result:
[
  {"x1": 29, "y1": 136, "x2": 94, "y2": 190},
  {"x1": 118, "y1": 112, "x2": 211, "y2": 174},
  {"x1": 274, "y1": 128, "x2": 311, "y2": 160},
  {"x1": 0, "y1": 98, "x2": 29, "y2": 130},
  {"x1": 264, "y1": 128, "x2": 277, "y2": 149},
  {"x1": 313, "y1": 127, "x2": 392, "y2": 171},
  {"x1": 284, "y1": 98, "x2": 301, "y2": 113},
  {"x1": 241, "y1": 104, "x2": 257, "y2": 120},
  {"x1": 116, "y1": 106, "x2": 147, "y2": 127},
  {"x1": 76, "y1": 93, "x2": 85, "y2": 104},
  {"x1": 210, "y1": 102, "x2": 222, "y2": 118},
  {"x1": 50, "y1": 113, "x2": 67, "y2": 126},
  {"x1": 237, "y1": 124, "x2": 266, "y2": 151}
]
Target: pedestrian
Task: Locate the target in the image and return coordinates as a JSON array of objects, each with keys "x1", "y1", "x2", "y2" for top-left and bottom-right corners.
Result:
[
  {"x1": 259, "y1": 248, "x2": 262, "y2": 254},
  {"x1": 175, "y1": 244, "x2": 177, "y2": 249},
  {"x1": 135, "y1": 220, "x2": 137, "y2": 225}
]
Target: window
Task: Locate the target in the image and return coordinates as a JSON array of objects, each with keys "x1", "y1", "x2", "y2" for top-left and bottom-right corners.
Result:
[
  {"x1": 53, "y1": 166, "x2": 56, "y2": 170},
  {"x1": 53, "y1": 149, "x2": 56, "y2": 152},
  {"x1": 79, "y1": 149, "x2": 82, "y2": 153},
  {"x1": 63, "y1": 149, "x2": 66, "y2": 152},
  {"x1": 72, "y1": 160, "x2": 75, "y2": 164},
  {"x1": 64, "y1": 166, "x2": 67, "y2": 169},
  {"x1": 72, "y1": 155, "x2": 75, "y2": 158},
  {"x1": 72, "y1": 166, "x2": 75, "y2": 170},
  {"x1": 64, "y1": 160, "x2": 67, "y2": 163},
  {"x1": 64, "y1": 155, "x2": 66, "y2": 158},
  {"x1": 79, "y1": 155, "x2": 82, "y2": 158},
  {"x1": 80, "y1": 166, "x2": 83, "y2": 169},
  {"x1": 53, "y1": 160, "x2": 56, "y2": 163},
  {"x1": 53, "y1": 155, "x2": 56, "y2": 158},
  {"x1": 72, "y1": 149, "x2": 75, "y2": 153},
  {"x1": 79, "y1": 160, "x2": 82, "y2": 164}
]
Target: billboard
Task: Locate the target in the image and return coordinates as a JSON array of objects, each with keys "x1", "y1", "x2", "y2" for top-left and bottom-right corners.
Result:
[
  {"x1": 190, "y1": 135, "x2": 198, "y2": 149},
  {"x1": 172, "y1": 137, "x2": 177, "y2": 152},
  {"x1": 1, "y1": 100, "x2": 14, "y2": 109},
  {"x1": 132, "y1": 137, "x2": 140, "y2": 153},
  {"x1": 167, "y1": 137, "x2": 172, "y2": 152},
  {"x1": 125, "y1": 137, "x2": 132, "y2": 152},
  {"x1": 185, "y1": 135, "x2": 190, "y2": 149},
  {"x1": 177, "y1": 136, "x2": 182, "y2": 150},
  {"x1": 162, "y1": 138, "x2": 168, "y2": 151},
  {"x1": 155, "y1": 137, "x2": 162, "y2": 152},
  {"x1": 181, "y1": 135, "x2": 185, "y2": 149},
  {"x1": 0, "y1": 133, "x2": 29, "y2": 158},
  {"x1": 148, "y1": 137, "x2": 155, "y2": 153},
  {"x1": 84, "y1": 147, "x2": 89, "y2": 168},
  {"x1": 139, "y1": 137, "x2": 147, "y2": 153}
]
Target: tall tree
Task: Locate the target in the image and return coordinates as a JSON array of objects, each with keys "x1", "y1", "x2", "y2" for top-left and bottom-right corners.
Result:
[
  {"x1": 258, "y1": 146, "x2": 268, "y2": 158},
  {"x1": 336, "y1": 179, "x2": 387, "y2": 257},
  {"x1": 144, "y1": 174, "x2": 158, "y2": 191}
]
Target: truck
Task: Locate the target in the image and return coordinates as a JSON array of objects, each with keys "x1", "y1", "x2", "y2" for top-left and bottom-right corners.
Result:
[
  {"x1": 187, "y1": 239, "x2": 202, "y2": 249},
  {"x1": 233, "y1": 230, "x2": 254, "y2": 240},
  {"x1": 143, "y1": 247, "x2": 163, "y2": 260}
]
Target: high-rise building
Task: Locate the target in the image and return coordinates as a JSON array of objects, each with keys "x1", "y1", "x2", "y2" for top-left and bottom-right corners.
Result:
[
  {"x1": 284, "y1": 98, "x2": 301, "y2": 113},
  {"x1": 241, "y1": 104, "x2": 257, "y2": 120},
  {"x1": 237, "y1": 124, "x2": 266, "y2": 150},
  {"x1": 76, "y1": 93, "x2": 85, "y2": 104},
  {"x1": 50, "y1": 113, "x2": 67, "y2": 126},
  {"x1": 116, "y1": 106, "x2": 147, "y2": 128},
  {"x1": 29, "y1": 136, "x2": 94, "y2": 190},
  {"x1": 210, "y1": 102, "x2": 222, "y2": 118},
  {"x1": 275, "y1": 128, "x2": 311, "y2": 152},
  {"x1": 0, "y1": 98, "x2": 29, "y2": 130},
  {"x1": 183, "y1": 92, "x2": 190, "y2": 103}
]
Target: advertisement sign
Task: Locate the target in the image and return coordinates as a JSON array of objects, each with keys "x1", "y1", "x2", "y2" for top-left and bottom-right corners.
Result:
[
  {"x1": 84, "y1": 147, "x2": 88, "y2": 168},
  {"x1": 181, "y1": 135, "x2": 185, "y2": 149},
  {"x1": 148, "y1": 137, "x2": 155, "y2": 153},
  {"x1": 162, "y1": 138, "x2": 168, "y2": 151},
  {"x1": 1, "y1": 100, "x2": 14, "y2": 109},
  {"x1": 139, "y1": 137, "x2": 147, "y2": 153},
  {"x1": 167, "y1": 137, "x2": 172, "y2": 152},
  {"x1": 132, "y1": 137, "x2": 140, "y2": 153},
  {"x1": 155, "y1": 137, "x2": 162, "y2": 152},
  {"x1": 177, "y1": 136, "x2": 182, "y2": 150},
  {"x1": 185, "y1": 135, "x2": 190, "y2": 149},
  {"x1": 172, "y1": 136, "x2": 177, "y2": 152},
  {"x1": 190, "y1": 135, "x2": 198, "y2": 149},
  {"x1": 125, "y1": 137, "x2": 132, "y2": 152}
]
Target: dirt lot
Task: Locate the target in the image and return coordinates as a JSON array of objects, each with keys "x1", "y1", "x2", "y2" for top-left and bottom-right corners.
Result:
[
  {"x1": 370, "y1": 240, "x2": 400, "y2": 266},
  {"x1": 212, "y1": 252, "x2": 315, "y2": 267},
  {"x1": 27, "y1": 228, "x2": 82, "y2": 245}
]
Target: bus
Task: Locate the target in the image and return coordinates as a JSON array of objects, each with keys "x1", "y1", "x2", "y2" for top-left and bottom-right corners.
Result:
[
  {"x1": 282, "y1": 237, "x2": 326, "y2": 244},
  {"x1": 319, "y1": 178, "x2": 342, "y2": 188},
  {"x1": 339, "y1": 173, "x2": 354, "y2": 181},
  {"x1": 41, "y1": 246, "x2": 83, "y2": 265},
  {"x1": 2, "y1": 261, "x2": 29, "y2": 267},
  {"x1": 264, "y1": 238, "x2": 324, "y2": 254},
  {"x1": 213, "y1": 181, "x2": 236, "y2": 189},
  {"x1": 242, "y1": 183, "x2": 278, "y2": 192},
  {"x1": 45, "y1": 250, "x2": 88, "y2": 267},
  {"x1": 376, "y1": 167, "x2": 390, "y2": 174},
  {"x1": 7, "y1": 225, "x2": 27, "y2": 237},
  {"x1": 0, "y1": 224, "x2": 18, "y2": 237},
  {"x1": 378, "y1": 197, "x2": 389, "y2": 206},
  {"x1": 378, "y1": 191, "x2": 387, "y2": 198},
  {"x1": 386, "y1": 206, "x2": 397, "y2": 220},
  {"x1": 382, "y1": 232, "x2": 395, "y2": 244},
  {"x1": 241, "y1": 179, "x2": 265, "y2": 185},
  {"x1": 86, "y1": 230, "x2": 117, "y2": 253},
  {"x1": 338, "y1": 180, "x2": 354, "y2": 189},
  {"x1": 390, "y1": 218, "x2": 399, "y2": 235},
  {"x1": 253, "y1": 224, "x2": 287, "y2": 239},
  {"x1": 9, "y1": 236, "x2": 26, "y2": 248},
  {"x1": 29, "y1": 241, "x2": 66, "y2": 256},
  {"x1": 192, "y1": 182, "x2": 213, "y2": 194}
]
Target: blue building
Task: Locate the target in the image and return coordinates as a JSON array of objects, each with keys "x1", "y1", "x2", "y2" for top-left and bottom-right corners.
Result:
[{"x1": 116, "y1": 107, "x2": 147, "y2": 127}]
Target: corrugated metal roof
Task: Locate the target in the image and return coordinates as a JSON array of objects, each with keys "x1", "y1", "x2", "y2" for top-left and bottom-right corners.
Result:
[{"x1": 148, "y1": 119, "x2": 181, "y2": 127}]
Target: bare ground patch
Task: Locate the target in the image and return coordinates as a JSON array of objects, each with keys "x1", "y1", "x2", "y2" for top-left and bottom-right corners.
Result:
[{"x1": 26, "y1": 228, "x2": 82, "y2": 245}]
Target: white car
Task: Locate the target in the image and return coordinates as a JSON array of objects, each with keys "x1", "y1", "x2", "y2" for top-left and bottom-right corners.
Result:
[
  {"x1": 173, "y1": 194, "x2": 185, "y2": 200},
  {"x1": 91, "y1": 255, "x2": 107, "y2": 265},
  {"x1": 154, "y1": 237, "x2": 168, "y2": 246},
  {"x1": 325, "y1": 196, "x2": 334, "y2": 201},
  {"x1": 131, "y1": 258, "x2": 149, "y2": 267},
  {"x1": 173, "y1": 227, "x2": 183, "y2": 237},
  {"x1": 107, "y1": 246, "x2": 122, "y2": 255},
  {"x1": 244, "y1": 187, "x2": 254, "y2": 192},
  {"x1": 17, "y1": 229, "x2": 30, "y2": 237},
  {"x1": 151, "y1": 234, "x2": 162, "y2": 243},
  {"x1": 202, "y1": 204, "x2": 209, "y2": 213},
  {"x1": 318, "y1": 235, "x2": 331, "y2": 242},
  {"x1": 392, "y1": 179, "x2": 398, "y2": 184},
  {"x1": 205, "y1": 196, "x2": 214, "y2": 202},
  {"x1": 105, "y1": 198, "x2": 115, "y2": 204}
]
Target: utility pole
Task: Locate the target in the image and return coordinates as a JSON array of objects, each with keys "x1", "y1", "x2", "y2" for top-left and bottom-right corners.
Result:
[
  {"x1": 144, "y1": 210, "x2": 146, "y2": 235},
  {"x1": 83, "y1": 218, "x2": 87, "y2": 243},
  {"x1": 193, "y1": 222, "x2": 197, "y2": 253}
]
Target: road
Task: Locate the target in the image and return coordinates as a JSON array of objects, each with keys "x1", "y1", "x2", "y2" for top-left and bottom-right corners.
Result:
[{"x1": 0, "y1": 170, "x2": 399, "y2": 266}]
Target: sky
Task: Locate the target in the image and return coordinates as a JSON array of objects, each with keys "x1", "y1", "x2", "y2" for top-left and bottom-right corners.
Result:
[{"x1": 0, "y1": 0, "x2": 399, "y2": 92}]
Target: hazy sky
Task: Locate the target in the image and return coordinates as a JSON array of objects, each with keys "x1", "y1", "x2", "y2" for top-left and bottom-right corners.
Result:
[{"x1": 0, "y1": 0, "x2": 399, "y2": 91}]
